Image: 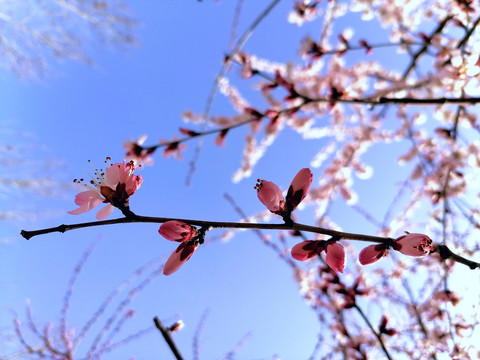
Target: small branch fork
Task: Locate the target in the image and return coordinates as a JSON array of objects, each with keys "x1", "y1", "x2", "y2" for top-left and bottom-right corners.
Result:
[{"x1": 20, "y1": 214, "x2": 480, "y2": 270}]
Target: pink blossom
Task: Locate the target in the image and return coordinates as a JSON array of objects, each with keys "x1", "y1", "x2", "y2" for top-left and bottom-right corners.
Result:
[
  {"x1": 214, "y1": 129, "x2": 229, "y2": 147},
  {"x1": 255, "y1": 168, "x2": 313, "y2": 215},
  {"x1": 359, "y1": 244, "x2": 389, "y2": 265},
  {"x1": 163, "y1": 241, "x2": 198, "y2": 276},
  {"x1": 291, "y1": 240, "x2": 326, "y2": 261},
  {"x1": 68, "y1": 160, "x2": 142, "y2": 220},
  {"x1": 393, "y1": 233, "x2": 434, "y2": 256},
  {"x1": 254, "y1": 180, "x2": 286, "y2": 214},
  {"x1": 159, "y1": 221, "x2": 198, "y2": 242},
  {"x1": 161, "y1": 136, "x2": 186, "y2": 160},
  {"x1": 325, "y1": 242, "x2": 346, "y2": 273},
  {"x1": 285, "y1": 168, "x2": 313, "y2": 211},
  {"x1": 292, "y1": 240, "x2": 345, "y2": 272},
  {"x1": 124, "y1": 135, "x2": 154, "y2": 166}
]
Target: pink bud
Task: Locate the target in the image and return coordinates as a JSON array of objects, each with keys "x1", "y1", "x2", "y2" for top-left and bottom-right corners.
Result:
[
  {"x1": 159, "y1": 221, "x2": 198, "y2": 242},
  {"x1": 255, "y1": 180, "x2": 286, "y2": 214},
  {"x1": 169, "y1": 320, "x2": 185, "y2": 332},
  {"x1": 285, "y1": 168, "x2": 313, "y2": 211},
  {"x1": 326, "y1": 242, "x2": 346, "y2": 273},
  {"x1": 359, "y1": 244, "x2": 389, "y2": 265},
  {"x1": 163, "y1": 242, "x2": 198, "y2": 275},
  {"x1": 214, "y1": 129, "x2": 229, "y2": 147},
  {"x1": 393, "y1": 233, "x2": 433, "y2": 256},
  {"x1": 291, "y1": 240, "x2": 326, "y2": 261}
]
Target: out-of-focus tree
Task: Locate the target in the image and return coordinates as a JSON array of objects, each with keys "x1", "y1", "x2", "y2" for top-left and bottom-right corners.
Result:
[{"x1": 0, "y1": 0, "x2": 136, "y2": 78}]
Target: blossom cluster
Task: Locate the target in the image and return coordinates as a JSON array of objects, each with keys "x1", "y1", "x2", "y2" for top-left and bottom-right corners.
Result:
[{"x1": 68, "y1": 164, "x2": 435, "y2": 275}]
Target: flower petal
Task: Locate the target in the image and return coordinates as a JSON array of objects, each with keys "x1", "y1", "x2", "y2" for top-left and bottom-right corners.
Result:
[
  {"x1": 291, "y1": 240, "x2": 325, "y2": 261},
  {"x1": 285, "y1": 168, "x2": 313, "y2": 210},
  {"x1": 359, "y1": 244, "x2": 389, "y2": 265},
  {"x1": 163, "y1": 242, "x2": 198, "y2": 275},
  {"x1": 326, "y1": 242, "x2": 346, "y2": 273},
  {"x1": 256, "y1": 180, "x2": 285, "y2": 214},
  {"x1": 96, "y1": 204, "x2": 115, "y2": 220},
  {"x1": 67, "y1": 190, "x2": 103, "y2": 215}
]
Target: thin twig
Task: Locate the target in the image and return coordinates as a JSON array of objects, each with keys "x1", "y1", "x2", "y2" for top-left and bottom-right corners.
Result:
[
  {"x1": 185, "y1": 0, "x2": 282, "y2": 186},
  {"x1": 354, "y1": 304, "x2": 393, "y2": 360},
  {"x1": 153, "y1": 317, "x2": 184, "y2": 360}
]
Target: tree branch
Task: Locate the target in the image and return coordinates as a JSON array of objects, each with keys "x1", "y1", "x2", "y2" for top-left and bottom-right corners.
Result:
[
  {"x1": 153, "y1": 317, "x2": 183, "y2": 360},
  {"x1": 20, "y1": 215, "x2": 480, "y2": 269}
]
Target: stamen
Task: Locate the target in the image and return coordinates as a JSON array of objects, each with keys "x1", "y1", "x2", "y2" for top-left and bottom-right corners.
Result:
[{"x1": 254, "y1": 179, "x2": 263, "y2": 191}]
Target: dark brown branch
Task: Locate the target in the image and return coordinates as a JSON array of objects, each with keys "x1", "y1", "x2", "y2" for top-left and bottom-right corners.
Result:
[
  {"x1": 21, "y1": 215, "x2": 480, "y2": 270},
  {"x1": 140, "y1": 95, "x2": 480, "y2": 159},
  {"x1": 457, "y1": 15, "x2": 480, "y2": 49},
  {"x1": 435, "y1": 244, "x2": 480, "y2": 270},
  {"x1": 402, "y1": 15, "x2": 453, "y2": 78},
  {"x1": 354, "y1": 304, "x2": 393, "y2": 360},
  {"x1": 153, "y1": 317, "x2": 183, "y2": 360},
  {"x1": 20, "y1": 214, "x2": 393, "y2": 243}
]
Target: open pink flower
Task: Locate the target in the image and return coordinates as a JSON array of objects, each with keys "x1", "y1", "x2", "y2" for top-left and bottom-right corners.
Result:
[
  {"x1": 163, "y1": 241, "x2": 198, "y2": 276},
  {"x1": 291, "y1": 240, "x2": 346, "y2": 273},
  {"x1": 159, "y1": 221, "x2": 198, "y2": 242},
  {"x1": 393, "y1": 233, "x2": 433, "y2": 256},
  {"x1": 255, "y1": 168, "x2": 313, "y2": 215},
  {"x1": 68, "y1": 160, "x2": 142, "y2": 220},
  {"x1": 359, "y1": 244, "x2": 389, "y2": 265}
]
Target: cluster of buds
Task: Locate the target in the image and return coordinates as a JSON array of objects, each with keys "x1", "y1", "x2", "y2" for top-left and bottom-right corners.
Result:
[
  {"x1": 67, "y1": 162, "x2": 435, "y2": 276},
  {"x1": 255, "y1": 167, "x2": 313, "y2": 222},
  {"x1": 359, "y1": 233, "x2": 434, "y2": 265},
  {"x1": 291, "y1": 239, "x2": 346, "y2": 273},
  {"x1": 158, "y1": 221, "x2": 206, "y2": 275}
]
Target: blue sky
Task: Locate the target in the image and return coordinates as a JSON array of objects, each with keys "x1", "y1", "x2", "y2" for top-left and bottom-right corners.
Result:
[
  {"x1": 0, "y1": 1, "x2": 440, "y2": 359},
  {"x1": 1, "y1": 2, "x2": 329, "y2": 359}
]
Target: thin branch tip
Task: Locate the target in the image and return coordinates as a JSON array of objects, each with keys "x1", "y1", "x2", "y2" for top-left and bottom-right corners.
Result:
[{"x1": 20, "y1": 230, "x2": 32, "y2": 240}]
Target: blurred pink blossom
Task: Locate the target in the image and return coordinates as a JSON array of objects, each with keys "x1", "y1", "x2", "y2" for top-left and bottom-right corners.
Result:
[
  {"x1": 68, "y1": 160, "x2": 142, "y2": 220},
  {"x1": 124, "y1": 135, "x2": 154, "y2": 166}
]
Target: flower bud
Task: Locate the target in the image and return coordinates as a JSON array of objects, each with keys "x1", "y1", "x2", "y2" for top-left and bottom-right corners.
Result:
[
  {"x1": 326, "y1": 242, "x2": 346, "y2": 273},
  {"x1": 393, "y1": 233, "x2": 433, "y2": 256},
  {"x1": 358, "y1": 244, "x2": 389, "y2": 265},
  {"x1": 163, "y1": 242, "x2": 198, "y2": 275},
  {"x1": 285, "y1": 168, "x2": 313, "y2": 211},
  {"x1": 159, "y1": 221, "x2": 198, "y2": 242},
  {"x1": 255, "y1": 180, "x2": 286, "y2": 214},
  {"x1": 291, "y1": 240, "x2": 326, "y2": 261}
]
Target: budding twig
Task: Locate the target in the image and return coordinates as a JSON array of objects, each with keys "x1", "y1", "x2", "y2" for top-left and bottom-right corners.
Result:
[
  {"x1": 153, "y1": 317, "x2": 183, "y2": 360},
  {"x1": 20, "y1": 215, "x2": 480, "y2": 270}
]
